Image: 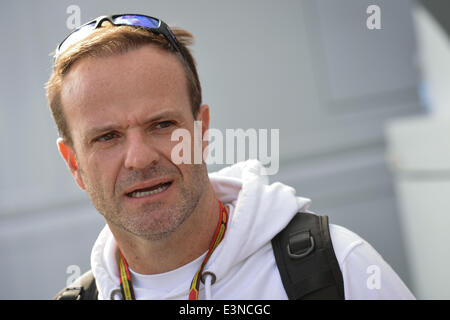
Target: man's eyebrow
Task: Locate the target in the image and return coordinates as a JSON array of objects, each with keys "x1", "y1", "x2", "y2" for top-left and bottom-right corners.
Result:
[
  {"x1": 85, "y1": 125, "x2": 119, "y2": 139},
  {"x1": 84, "y1": 110, "x2": 182, "y2": 140},
  {"x1": 146, "y1": 110, "x2": 181, "y2": 123}
]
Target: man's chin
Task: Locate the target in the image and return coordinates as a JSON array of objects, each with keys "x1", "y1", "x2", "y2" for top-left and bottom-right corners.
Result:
[{"x1": 106, "y1": 207, "x2": 189, "y2": 241}]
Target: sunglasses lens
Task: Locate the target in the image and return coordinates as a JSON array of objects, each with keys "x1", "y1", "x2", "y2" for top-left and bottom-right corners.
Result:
[
  {"x1": 113, "y1": 15, "x2": 160, "y2": 28},
  {"x1": 58, "y1": 21, "x2": 96, "y2": 54}
]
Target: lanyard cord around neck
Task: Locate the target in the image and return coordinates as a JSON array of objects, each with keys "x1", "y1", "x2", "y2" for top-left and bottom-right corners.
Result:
[{"x1": 118, "y1": 200, "x2": 229, "y2": 300}]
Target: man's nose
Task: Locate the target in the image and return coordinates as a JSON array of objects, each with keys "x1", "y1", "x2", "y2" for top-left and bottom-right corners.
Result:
[{"x1": 124, "y1": 131, "x2": 160, "y2": 170}]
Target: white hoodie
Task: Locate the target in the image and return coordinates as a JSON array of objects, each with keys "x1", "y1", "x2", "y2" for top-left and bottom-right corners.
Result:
[{"x1": 91, "y1": 160, "x2": 415, "y2": 300}]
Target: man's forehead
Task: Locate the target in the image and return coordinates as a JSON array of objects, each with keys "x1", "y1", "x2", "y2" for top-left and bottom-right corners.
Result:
[
  {"x1": 60, "y1": 45, "x2": 191, "y2": 134},
  {"x1": 61, "y1": 45, "x2": 187, "y2": 102}
]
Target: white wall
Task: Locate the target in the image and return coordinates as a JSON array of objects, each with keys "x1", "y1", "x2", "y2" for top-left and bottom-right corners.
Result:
[{"x1": 385, "y1": 2, "x2": 450, "y2": 299}]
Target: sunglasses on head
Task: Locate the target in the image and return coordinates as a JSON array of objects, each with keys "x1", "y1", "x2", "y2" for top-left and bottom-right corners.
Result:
[{"x1": 55, "y1": 14, "x2": 184, "y2": 60}]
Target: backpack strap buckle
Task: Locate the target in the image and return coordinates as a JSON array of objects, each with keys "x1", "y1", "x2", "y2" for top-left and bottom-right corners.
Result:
[
  {"x1": 57, "y1": 287, "x2": 83, "y2": 300},
  {"x1": 272, "y1": 212, "x2": 345, "y2": 300},
  {"x1": 54, "y1": 270, "x2": 99, "y2": 300},
  {"x1": 287, "y1": 230, "x2": 315, "y2": 259}
]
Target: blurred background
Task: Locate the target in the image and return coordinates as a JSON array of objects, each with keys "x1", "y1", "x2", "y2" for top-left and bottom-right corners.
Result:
[{"x1": 0, "y1": 0, "x2": 449, "y2": 299}]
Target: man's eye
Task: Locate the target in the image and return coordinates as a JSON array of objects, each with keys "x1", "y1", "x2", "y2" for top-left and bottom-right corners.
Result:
[
  {"x1": 155, "y1": 121, "x2": 175, "y2": 129},
  {"x1": 95, "y1": 132, "x2": 117, "y2": 142}
]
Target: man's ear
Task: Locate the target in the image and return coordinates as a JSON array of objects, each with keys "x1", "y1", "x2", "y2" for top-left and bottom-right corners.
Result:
[
  {"x1": 196, "y1": 104, "x2": 210, "y2": 155},
  {"x1": 196, "y1": 104, "x2": 210, "y2": 139},
  {"x1": 57, "y1": 138, "x2": 86, "y2": 190}
]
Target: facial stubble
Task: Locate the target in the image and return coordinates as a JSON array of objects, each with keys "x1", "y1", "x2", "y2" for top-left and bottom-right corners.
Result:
[{"x1": 80, "y1": 163, "x2": 208, "y2": 241}]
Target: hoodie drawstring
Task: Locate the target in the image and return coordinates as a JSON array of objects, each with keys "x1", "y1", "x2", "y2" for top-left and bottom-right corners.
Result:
[
  {"x1": 201, "y1": 271, "x2": 216, "y2": 300},
  {"x1": 204, "y1": 275, "x2": 213, "y2": 300}
]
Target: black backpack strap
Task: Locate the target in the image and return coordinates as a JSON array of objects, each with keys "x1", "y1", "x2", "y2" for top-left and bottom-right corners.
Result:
[
  {"x1": 271, "y1": 212, "x2": 345, "y2": 300},
  {"x1": 54, "y1": 270, "x2": 98, "y2": 300}
]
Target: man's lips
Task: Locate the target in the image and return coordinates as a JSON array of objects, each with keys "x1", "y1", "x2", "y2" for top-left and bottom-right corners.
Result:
[{"x1": 123, "y1": 178, "x2": 174, "y2": 197}]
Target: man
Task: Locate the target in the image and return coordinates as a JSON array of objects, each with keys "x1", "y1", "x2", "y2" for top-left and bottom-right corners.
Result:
[{"x1": 46, "y1": 14, "x2": 415, "y2": 300}]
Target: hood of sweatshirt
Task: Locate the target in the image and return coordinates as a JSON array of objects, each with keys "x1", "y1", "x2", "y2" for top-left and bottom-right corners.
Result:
[{"x1": 91, "y1": 159, "x2": 311, "y2": 299}]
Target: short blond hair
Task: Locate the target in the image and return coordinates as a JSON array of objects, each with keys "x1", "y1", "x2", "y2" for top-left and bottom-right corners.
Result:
[{"x1": 45, "y1": 25, "x2": 202, "y2": 147}]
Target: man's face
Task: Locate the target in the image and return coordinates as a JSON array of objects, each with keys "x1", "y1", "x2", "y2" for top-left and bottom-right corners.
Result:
[{"x1": 59, "y1": 45, "x2": 210, "y2": 240}]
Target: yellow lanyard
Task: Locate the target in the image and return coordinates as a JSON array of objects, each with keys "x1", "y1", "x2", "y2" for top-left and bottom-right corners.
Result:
[{"x1": 118, "y1": 200, "x2": 229, "y2": 300}]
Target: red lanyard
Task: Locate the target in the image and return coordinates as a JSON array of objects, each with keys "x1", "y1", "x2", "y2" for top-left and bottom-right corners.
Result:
[{"x1": 118, "y1": 200, "x2": 229, "y2": 300}]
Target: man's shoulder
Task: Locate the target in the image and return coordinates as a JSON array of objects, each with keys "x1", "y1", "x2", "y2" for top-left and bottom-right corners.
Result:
[
  {"x1": 328, "y1": 224, "x2": 366, "y2": 264},
  {"x1": 328, "y1": 223, "x2": 415, "y2": 299}
]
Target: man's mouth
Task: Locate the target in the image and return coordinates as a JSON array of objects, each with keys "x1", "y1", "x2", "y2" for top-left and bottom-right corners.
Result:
[{"x1": 126, "y1": 182, "x2": 172, "y2": 198}]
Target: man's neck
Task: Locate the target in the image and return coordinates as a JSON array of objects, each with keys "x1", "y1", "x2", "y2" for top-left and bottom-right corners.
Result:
[{"x1": 107, "y1": 186, "x2": 220, "y2": 275}]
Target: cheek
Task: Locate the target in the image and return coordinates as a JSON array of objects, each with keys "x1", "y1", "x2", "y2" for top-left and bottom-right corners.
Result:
[
  {"x1": 157, "y1": 134, "x2": 188, "y2": 164},
  {"x1": 166, "y1": 127, "x2": 203, "y2": 165},
  {"x1": 164, "y1": 138, "x2": 180, "y2": 157},
  {"x1": 85, "y1": 150, "x2": 123, "y2": 191}
]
